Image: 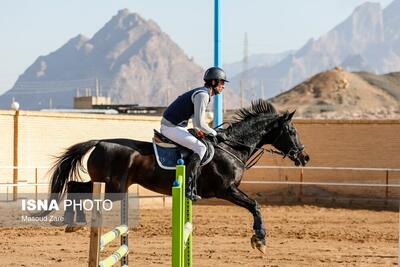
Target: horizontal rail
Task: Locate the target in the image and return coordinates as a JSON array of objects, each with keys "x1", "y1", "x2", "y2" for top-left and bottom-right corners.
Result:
[
  {"x1": 0, "y1": 166, "x2": 50, "y2": 169},
  {"x1": 100, "y1": 225, "x2": 128, "y2": 250},
  {"x1": 242, "y1": 181, "x2": 400, "y2": 187},
  {"x1": 252, "y1": 166, "x2": 400, "y2": 172},
  {"x1": 183, "y1": 222, "x2": 193, "y2": 248},
  {"x1": 99, "y1": 244, "x2": 129, "y2": 267},
  {"x1": 0, "y1": 183, "x2": 49, "y2": 188}
]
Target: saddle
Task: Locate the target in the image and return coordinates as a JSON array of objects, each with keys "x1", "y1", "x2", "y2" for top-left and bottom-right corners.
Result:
[{"x1": 152, "y1": 129, "x2": 215, "y2": 170}]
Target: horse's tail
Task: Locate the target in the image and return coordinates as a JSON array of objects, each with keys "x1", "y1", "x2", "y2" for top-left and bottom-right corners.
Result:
[{"x1": 36, "y1": 140, "x2": 99, "y2": 217}]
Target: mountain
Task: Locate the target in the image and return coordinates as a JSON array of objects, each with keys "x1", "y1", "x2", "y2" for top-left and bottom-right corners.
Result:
[
  {"x1": 341, "y1": 54, "x2": 374, "y2": 72},
  {"x1": 229, "y1": 0, "x2": 400, "y2": 105},
  {"x1": 0, "y1": 9, "x2": 204, "y2": 110},
  {"x1": 224, "y1": 50, "x2": 293, "y2": 77},
  {"x1": 270, "y1": 67, "x2": 400, "y2": 119}
]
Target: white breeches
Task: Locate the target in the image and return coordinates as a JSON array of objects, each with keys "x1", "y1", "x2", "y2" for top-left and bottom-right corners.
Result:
[{"x1": 160, "y1": 124, "x2": 207, "y2": 160}]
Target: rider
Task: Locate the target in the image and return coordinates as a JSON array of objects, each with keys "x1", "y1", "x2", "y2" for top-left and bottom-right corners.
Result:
[{"x1": 160, "y1": 67, "x2": 228, "y2": 201}]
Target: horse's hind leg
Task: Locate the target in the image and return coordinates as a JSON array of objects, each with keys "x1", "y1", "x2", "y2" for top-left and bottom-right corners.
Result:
[
  {"x1": 74, "y1": 181, "x2": 93, "y2": 224},
  {"x1": 49, "y1": 181, "x2": 77, "y2": 227},
  {"x1": 219, "y1": 185, "x2": 267, "y2": 253},
  {"x1": 64, "y1": 181, "x2": 93, "y2": 232}
]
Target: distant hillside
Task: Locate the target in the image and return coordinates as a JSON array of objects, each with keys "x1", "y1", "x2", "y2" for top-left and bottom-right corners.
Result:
[
  {"x1": 356, "y1": 71, "x2": 400, "y2": 100},
  {"x1": 229, "y1": 0, "x2": 400, "y2": 105},
  {"x1": 224, "y1": 50, "x2": 293, "y2": 77},
  {"x1": 0, "y1": 9, "x2": 204, "y2": 110},
  {"x1": 270, "y1": 67, "x2": 400, "y2": 119}
]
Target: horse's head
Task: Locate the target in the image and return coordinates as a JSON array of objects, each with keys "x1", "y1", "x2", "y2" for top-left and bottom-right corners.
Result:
[
  {"x1": 269, "y1": 111, "x2": 310, "y2": 166},
  {"x1": 228, "y1": 100, "x2": 310, "y2": 166}
]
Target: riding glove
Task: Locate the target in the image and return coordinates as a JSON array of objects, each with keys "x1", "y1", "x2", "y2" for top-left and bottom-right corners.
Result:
[
  {"x1": 216, "y1": 132, "x2": 227, "y2": 142},
  {"x1": 206, "y1": 133, "x2": 218, "y2": 144}
]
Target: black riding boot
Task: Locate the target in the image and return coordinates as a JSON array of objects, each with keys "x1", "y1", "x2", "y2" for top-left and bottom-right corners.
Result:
[{"x1": 186, "y1": 154, "x2": 202, "y2": 201}]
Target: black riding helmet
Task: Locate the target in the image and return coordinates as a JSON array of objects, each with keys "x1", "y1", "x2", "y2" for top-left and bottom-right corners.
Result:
[{"x1": 203, "y1": 67, "x2": 229, "y2": 82}]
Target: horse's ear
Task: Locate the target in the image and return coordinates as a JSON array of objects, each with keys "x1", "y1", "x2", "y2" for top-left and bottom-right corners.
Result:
[{"x1": 287, "y1": 110, "x2": 296, "y2": 121}]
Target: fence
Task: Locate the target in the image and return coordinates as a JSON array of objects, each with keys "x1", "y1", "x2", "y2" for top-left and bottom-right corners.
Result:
[
  {"x1": 241, "y1": 165, "x2": 400, "y2": 205},
  {"x1": 1, "y1": 165, "x2": 400, "y2": 205},
  {"x1": 88, "y1": 182, "x2": 129, "y2": 267}
]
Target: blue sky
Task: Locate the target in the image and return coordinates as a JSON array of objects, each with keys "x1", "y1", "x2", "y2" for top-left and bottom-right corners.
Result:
[{"x1": 0, "y1": 0, "x2": 393, "y2": 94}]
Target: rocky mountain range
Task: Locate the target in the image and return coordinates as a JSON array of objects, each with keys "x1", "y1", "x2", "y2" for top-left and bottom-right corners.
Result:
[
  {"x1": 229, "y1": 0, "x2": 400, "y2": 104},
  {"x1": 1, "y1": 1, "x2": 400, "y2": 113},
  {"x1": 224, "y1": 50, "x2": 293, "y2": 77},
  {"x1": 0, "y1": 9, "x2": 204, "y2": 109}
]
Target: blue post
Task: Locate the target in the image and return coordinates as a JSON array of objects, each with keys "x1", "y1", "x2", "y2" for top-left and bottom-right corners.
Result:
[{"x1": 213, "y1": 0, "x2": 223, "y2": 128}]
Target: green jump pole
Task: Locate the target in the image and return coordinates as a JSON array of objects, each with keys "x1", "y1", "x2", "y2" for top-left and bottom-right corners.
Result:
[{"x1": 172, "y1": 159, "x2": 192, "y2": 267}]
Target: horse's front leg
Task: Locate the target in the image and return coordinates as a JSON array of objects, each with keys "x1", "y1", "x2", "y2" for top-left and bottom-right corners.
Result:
[{"x1": 220, "y1": 185, "x2": 267, "y2": 253}]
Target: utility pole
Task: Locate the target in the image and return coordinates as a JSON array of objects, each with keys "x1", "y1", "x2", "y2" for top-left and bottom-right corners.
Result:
[
  {"x1": 166, "y1": 88, "x2": 170, "y2": 105},
  {"x1": 240, "y1": 80, "x2": 244, "y2": 108},
  {"x1": 243, "y1": 32, "x2": 248, "y2": 76},
  {"x1": 260, "y1": 80, "x2": 264, "y2": 99},
  {"x1": 241, "y1": 32, "x2": 249, "y2": 105},
  {"x1": 95, "y1": 78, "x2": 100, "y2": 97}
]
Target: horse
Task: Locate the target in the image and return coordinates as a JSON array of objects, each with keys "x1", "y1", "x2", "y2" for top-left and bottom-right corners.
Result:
[{"x1": 42, "y1": 100, "x2": 309, "y2": 253}]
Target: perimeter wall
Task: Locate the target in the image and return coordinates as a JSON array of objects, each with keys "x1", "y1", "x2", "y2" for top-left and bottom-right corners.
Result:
[{"x1": 1, "y1": 110, "x2": 399, "y2": 204}]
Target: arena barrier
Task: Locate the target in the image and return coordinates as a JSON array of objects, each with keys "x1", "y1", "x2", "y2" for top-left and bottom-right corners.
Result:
[
  {"x1": 88, "y1": 182, "x2": 129, "y2": 267},
  {"x1": 172, "y1": 160, "x2": 193, "y2": 267}
]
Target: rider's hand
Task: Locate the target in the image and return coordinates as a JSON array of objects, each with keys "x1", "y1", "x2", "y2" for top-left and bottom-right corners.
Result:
[
  {"x1": 216, "y1": 132, "x2": 227, "y2": 142},
  {"x1": 206, "y1": 133, "x2": 218, "y2": 144},
  {"x1": 215, "y1": 129, "x2": 227, "y2": 142}
]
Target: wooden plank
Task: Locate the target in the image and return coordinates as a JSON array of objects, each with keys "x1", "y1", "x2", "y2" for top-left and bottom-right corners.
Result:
[{"x1": 88, "y1": 182, "x2": 105, "y2": 267}]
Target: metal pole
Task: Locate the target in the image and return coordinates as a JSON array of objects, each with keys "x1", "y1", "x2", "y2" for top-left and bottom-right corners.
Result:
[
  {"x1": 172, "y1": 165, "x2": 185, "y2": 267},
  {"x1": 121, "y1": 193, "x2": 129, "y2": 266},
  {"x1": 260, "y1": 80, "x2": 264, "y2": 99},
  {"x1": 240, "y1": 80, "x2": 243, "y2": 108},
  {"x1": 213, "y1": 0, "x2": 223, "y2": 128},
  {"x1": 35, "y1": 168, "x2": 38, "y2": 202},
  {"x1": 13, "y1": 110, "x2": 19, "y2": 201},
  {"x1": 299, "y1": 168, "x2": 304, "y2": 201},
  {"x1": 172, "y1": 162, "x2": 192, "y2": 267},
  {"x1": 385, "y1": 170, "x2": 389, "y2": 205}
]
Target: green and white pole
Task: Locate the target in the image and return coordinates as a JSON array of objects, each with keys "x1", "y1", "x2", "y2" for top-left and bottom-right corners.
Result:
[{"x1": 172, "y1": 159, "x2": 192, "y2": 267}]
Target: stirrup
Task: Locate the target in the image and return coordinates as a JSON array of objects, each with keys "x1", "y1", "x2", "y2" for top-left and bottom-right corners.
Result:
[
  {"x1": 186, "y1": 191, "x2": 202, "y2": 201},
  {"x1": 185, "y1": 184, "x2": 201, "y2": 201}
]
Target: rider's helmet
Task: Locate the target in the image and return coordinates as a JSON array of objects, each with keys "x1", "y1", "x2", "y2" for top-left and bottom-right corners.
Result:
[{"x1": 203, "y1": 67, "x2": 228, "y2": 83}]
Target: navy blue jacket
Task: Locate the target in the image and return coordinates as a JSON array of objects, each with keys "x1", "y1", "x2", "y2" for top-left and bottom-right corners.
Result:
[{"x1": 163, "y1": 87, "x2": 209, "y2": 126}]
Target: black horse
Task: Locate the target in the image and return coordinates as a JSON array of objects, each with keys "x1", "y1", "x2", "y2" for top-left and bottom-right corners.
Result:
[{"x1": 44, "y1": 100, "x2": 309, "y2": 253}]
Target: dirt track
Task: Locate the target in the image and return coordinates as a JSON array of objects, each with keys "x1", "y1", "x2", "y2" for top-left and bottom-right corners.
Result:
[{"x1": 0, "y1": 204, "x2": 398, "y2": 266}]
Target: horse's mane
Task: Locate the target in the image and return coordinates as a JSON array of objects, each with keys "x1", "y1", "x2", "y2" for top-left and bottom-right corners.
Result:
[{"x1": 231, "y1": 99, "x2": 278, "y2": 123}]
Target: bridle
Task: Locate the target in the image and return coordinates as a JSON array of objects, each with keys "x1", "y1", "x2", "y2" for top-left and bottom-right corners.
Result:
[{"x1": 214, "y1": 118, "x2": 304, "y2": 170}]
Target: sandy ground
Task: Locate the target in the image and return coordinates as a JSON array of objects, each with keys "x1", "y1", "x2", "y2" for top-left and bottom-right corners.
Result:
[{"x1": 0, "y1": 204, "x2": 398, "y2": 267}]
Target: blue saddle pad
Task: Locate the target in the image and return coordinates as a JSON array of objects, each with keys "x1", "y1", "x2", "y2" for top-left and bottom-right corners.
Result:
[
  {"x1": 153, "y1": 142, "x2": 182, "y2": 170},
  {"x1": 152, "y1": 138, "x2": 214, "y2": 170}
]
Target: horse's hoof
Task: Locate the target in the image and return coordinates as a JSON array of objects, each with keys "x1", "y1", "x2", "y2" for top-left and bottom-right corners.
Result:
[
  {"x1": 65, "y1": 225, "x2": 84, "y2": 233},
  {"x1": 50, "y1": 220, "x2": 66, "y2": 227},
  {"x1": 250, "y1": 235, "x2": 266, "y2": 254}
]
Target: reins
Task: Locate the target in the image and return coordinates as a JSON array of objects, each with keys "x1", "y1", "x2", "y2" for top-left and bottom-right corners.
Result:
[
  {"x1": 216, "y1": 140, "x2": 284, "y2": 170},
  {"x1": 213, "y1": 119, "x2": 285, "y2": 170}
]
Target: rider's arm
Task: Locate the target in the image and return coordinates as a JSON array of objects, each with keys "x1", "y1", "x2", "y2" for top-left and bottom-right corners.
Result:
[{"x1": 192, "y1": 92, "x2": 217, "y2": 136}]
